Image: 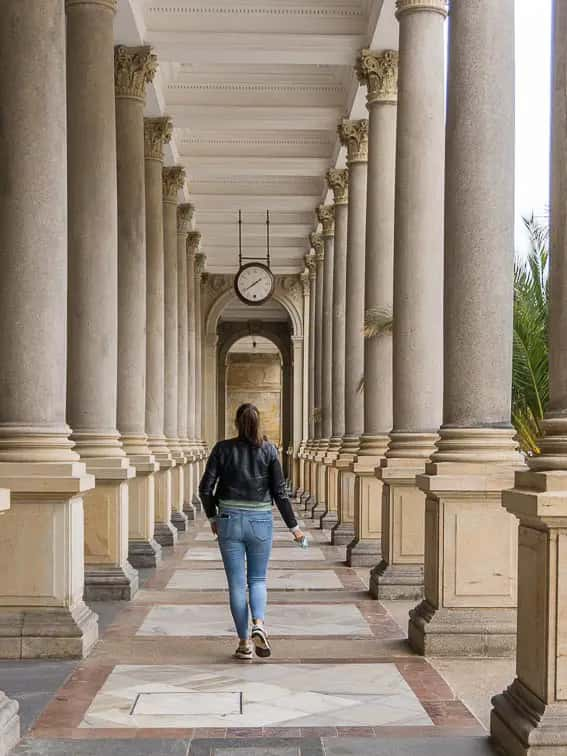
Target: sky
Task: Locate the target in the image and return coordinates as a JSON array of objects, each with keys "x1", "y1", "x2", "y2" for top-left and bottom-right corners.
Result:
[{"x1": 515, "y1": 0, "x2": 552, "y2": 253}]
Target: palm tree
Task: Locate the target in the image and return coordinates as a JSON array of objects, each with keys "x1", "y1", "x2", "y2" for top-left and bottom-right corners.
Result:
[{"x1": 512, "y1": 216, "x2": 549, "y2": 455}]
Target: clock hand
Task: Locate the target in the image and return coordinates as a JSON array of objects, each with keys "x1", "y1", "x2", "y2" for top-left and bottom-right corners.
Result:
[{"x1": 244, "y1": 278, "x2": 262, "y2": 293}]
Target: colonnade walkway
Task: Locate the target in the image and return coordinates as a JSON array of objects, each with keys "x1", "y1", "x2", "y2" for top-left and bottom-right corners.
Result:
[{"x1": 9, "y1": 502, "x2": 501, "y2": 756}]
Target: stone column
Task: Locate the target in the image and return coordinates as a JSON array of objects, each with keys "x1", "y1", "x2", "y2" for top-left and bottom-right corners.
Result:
[
  {"x1": 162, "y1": 166, "x2": 188, "y2": 532},
  {"x1": 301, "y1": 251, "x2": 318, "y2": 510},
  {"x1": 114, "y1": 45, "x2": 161, "y2": 570},
  {"x1": 291, "y1": 333, "x2": 304, "y2": 489},
  {"x1": 178, "y1": 205, "x2": 196, "y2": 521},
  {"x1": 66, "y1": 0, "x2": 137, "y2": 601},
  {"x1": 410, "y1": 0, "x2": 522, "y2": 657},
  {"x1": 370, "y1": 0, "x2": 446, "y2": 600},
  {"x1": 348, "y1": 51, "x2": 398, "y2": 568},
  {"x1": 194, "y1": 251, "x2": 207, "y2": 479},
  {"x1": 144, "y1": 117, "x2": 178, "y2": 548},
  {"x1": 310, "y1": 231, "x2": 326, "y2": 516},
  {"x1": 296, "y1": 268, "x2": 311, "y2": 499},
  {"x1": 185, "y1": 231, "x2": 202, "y2": 512},
  {"x1": 312, "y1": 207, "x2": 334, "y2": 524},
  {"x1": 323, "y1": 169, "x2": 349, "y2": 530},
  {"x1": 491, "y1": 1, "x2": 567, "y2": 748},
  {"x1": 332, "y1": 120, "x2": 368, "y2": 546},
  {"x1": 0, "y1": 0, "x2": 97, "y2": 657}
]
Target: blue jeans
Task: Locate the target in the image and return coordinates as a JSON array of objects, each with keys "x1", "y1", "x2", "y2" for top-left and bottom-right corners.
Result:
[{"x1": 216, "y1": 508, "x2": 273, "y2": 640}]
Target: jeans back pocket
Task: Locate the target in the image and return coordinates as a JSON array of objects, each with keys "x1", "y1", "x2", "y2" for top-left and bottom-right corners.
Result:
[{"x1": 250, "y1": 519, "x2": 272, "y2": 542}]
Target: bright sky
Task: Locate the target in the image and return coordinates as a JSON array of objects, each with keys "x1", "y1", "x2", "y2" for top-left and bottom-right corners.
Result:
[{"x1": 515, "y1": 0, "x2": 552, "y2": 253}]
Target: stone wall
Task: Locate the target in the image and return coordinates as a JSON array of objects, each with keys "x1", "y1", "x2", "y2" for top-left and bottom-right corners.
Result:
[{"x1": 225, "y1": 353, "x2": 282, "y2": 444}]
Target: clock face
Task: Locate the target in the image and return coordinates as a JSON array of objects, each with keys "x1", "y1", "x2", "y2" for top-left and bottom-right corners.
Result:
[{"x1": 234, "y1": 263, "x2": 274, "y2": 306}]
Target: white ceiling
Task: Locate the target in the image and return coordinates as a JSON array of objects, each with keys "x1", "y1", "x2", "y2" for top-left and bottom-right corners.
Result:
[{"x1": 115, "y1": 0, "x2": 398, "y2": 274}]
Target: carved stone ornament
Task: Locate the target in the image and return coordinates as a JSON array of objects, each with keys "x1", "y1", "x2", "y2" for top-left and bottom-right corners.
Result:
[
  {"x1": 326, "y1": 168, "x2": 349, "y2": 206},
  {"x1": 144, "y1": 117, "x2": 173, "y2": 161},
  {"x1": 177, "y1": 203, "x2": 194, "y2": 233},
  {"x1": 162, "y1": 166, "x2": 186, "y2": 201},
  {"x1": 310, "y1": 232, "x2": 325, "y2": 262},
  {"x1": 194, "y1": 252, "x2": 207, "y2": 276},
  {"x1": 278, "y1": 275, "x2": 302, "y2": 307},
  {"x1": 114, "y1": 45, "x2": 157, "y2": 100},
  {"x1": 396, "y1": 0, "x2": 448, "y2": 18},
  {"x1": 305, "y1": 251, "x2": 317, "y2": 280},
  {"x1": 356, "y1": 49, "x2": 399, "y2": 105},
  {"x1": 300, "y1": 268, "x2": 310, "y2": 295},
  {"x1": 317, "y1": 205, "x2": 335, "y2": 237},
  {"x1": 187, "y1": 231, "x2": 202, "y2": 255},
  {"x1": 338, "y1": 119, "x2": 369, "y2": 164}
]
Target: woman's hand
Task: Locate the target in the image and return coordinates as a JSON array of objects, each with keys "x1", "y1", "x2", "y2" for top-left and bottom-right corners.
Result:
[
  {"x1": 210, "y1": 520, "x2": 218, "y2": 537},
  {"x1": 293, "y1": 528, "x2": 305, "y2": 542}
]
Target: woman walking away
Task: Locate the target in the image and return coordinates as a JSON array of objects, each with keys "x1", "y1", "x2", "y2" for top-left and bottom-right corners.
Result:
[{"x1": 199, "y1": 403, "x2": 305, "y2": 661}]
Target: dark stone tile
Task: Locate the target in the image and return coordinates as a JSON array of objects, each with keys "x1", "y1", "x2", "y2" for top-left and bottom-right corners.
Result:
[
  {"x1": 0, "y1": 661, "x2": 77, "y2": 734},
  {"x1": 189, "y1": 738, "x2": 324, "y2": 756},
  {"x1": 321, "y1": 736, "x2": 497, "y2": 755},
  {"x1": 13, "y1": 738, "x2": 190, "y2": 755}
]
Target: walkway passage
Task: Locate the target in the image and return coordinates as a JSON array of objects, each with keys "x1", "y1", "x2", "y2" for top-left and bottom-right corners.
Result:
[{"x1": 12, "y1": 502, "x2": 496, "y2": 755}]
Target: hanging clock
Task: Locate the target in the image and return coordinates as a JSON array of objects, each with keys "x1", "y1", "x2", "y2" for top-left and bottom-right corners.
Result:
[{"x1": 234, "y1": 210, "x2": 275, "y2": 306}]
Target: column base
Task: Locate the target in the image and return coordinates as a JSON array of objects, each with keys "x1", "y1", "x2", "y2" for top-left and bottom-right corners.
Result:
[
  {"x1": 369, "y1": 559, "x2": 424, "y2": 600},
  {"x1": 409, "y1": 600, "x2": 516, "y2": 657},
  {"x1": 84, "y1": 561, "x2": 139, "y2": 602},
  {"x1": 310, "y1": 501, "x2": 326, "y2": 521},
  {"x1": 0, "y1": 691, "x2": 19, "y2": 755},
  {"x1": 0, "y1": 602, "x2": 98, "y2": 660},
  {"x1": 320, "y1": 510, "x2": 339, "y2": 530},
  {"x1": 491, "y1": 678, "x2": 567, "y2": 755},
  {"x1": 183, "y1": 503, "x2": 196, "y2": 520},
  {"x1": 171, "y1": 510, "x2": 188, "y2": 531},
  {"x1": 331, "y1": 522, "x2": 355, "y2": 546},
  {"x1": 128, "y1": 538, "x2": 162, "y2": 569},
  {"x1": 154, "y1": 520, "x2": 178, "y2": 547},
  {"x1": 191, "y1": 493, "x2": 203, "y2": 513},
  {"x1": 346, "y1": 537, "x2": 382, "y2": 567}
]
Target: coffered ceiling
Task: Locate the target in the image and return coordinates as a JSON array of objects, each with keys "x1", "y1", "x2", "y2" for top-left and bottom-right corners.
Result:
[{"x1": 115, "y1": 0, "x2": 398, "y2": 274}]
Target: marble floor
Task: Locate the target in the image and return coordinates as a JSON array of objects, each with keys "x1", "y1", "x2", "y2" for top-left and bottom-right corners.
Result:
[{"x1": 7, "y1": 494, "x2": 496, "y2": 755}]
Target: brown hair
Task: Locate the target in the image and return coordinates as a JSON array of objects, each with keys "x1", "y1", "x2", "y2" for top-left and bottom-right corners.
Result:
[{"x1": 235, "y1": 403, "x2": 263, "y2": 447}]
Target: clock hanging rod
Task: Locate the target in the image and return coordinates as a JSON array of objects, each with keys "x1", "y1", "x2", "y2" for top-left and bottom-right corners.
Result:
[{"x1": 238, "y1": 209, "x2": 271, "y2": 269}]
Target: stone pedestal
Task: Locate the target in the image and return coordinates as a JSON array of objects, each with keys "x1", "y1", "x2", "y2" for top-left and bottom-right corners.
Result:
[
  {"x1": 370, "y1": 455, "x2": 427, "y2": 600},
  {"x1": 154, "y1": 467, "x2": 178, "y2": 547},
  {"x1": 311, "y1": 442, "x2": 329, "y2": 522},
  {"x1": 347, "y1": 453, "x2": 383, "y2": 567},
  {"x1": 321, "y1": 442, "x2": 341, "y2": 529},
  {"x1": 128, "y1": 463, "x2": 162, "y2": 568},
  {"x1": 332, "y1": 452, "x2": 357, "y2": 546},
  {"x1": 491, "y1": 471, "x2": 567, "y2": 753},
  {"x1": 0, "y1": 690, "x2": 19, "y2": 756}
]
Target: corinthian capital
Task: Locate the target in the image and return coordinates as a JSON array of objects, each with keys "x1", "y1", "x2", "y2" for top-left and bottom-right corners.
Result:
[
  {"x1": 310, "y1": 232, "x2": 325, "y2": 262},
  {"x1": 115, "y1": 46, "x2": 157, "y2": 101},
  {"x1": 194, "y1": 252, "x2": 207, "y2": 276},
  {"x1": 326, "y1": 168, "x2": 349, "y2": 206},
  {"x1": 396, "y1": 0, "x2": 448, "y2": 18},
  {"x1": 356, "y1": 49, "x2": 398, "y2": 105},
  {"x1": 305, "y1": 251, "x2": 317, "y2": 280},
  {"x1": 144, "y1": 117, "x2": 173, "y2": 161},
  {"x1": 187, "y1": 231, "x2": 202, "y2": 255},
  {"x1": 317, "y1": 205, "x2": 335, "y2": 237},
  {"x1": 338, "y1": 119, "x2": 369, "y2": 164},
  {"x1": 162, "y1": 166, "x2": 186, "y2": 202},
  {"x1": 177, "y1": 203, "x2": 194, "y2": 234},
  {"x1": 300, "y1": 268, "x2": 310, "y2": 295}
]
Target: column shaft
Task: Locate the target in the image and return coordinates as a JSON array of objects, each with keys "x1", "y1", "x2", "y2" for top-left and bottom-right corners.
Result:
[
  {"x1": 349, "y1": 50, "x2": 398, "y2": 568},
  {"x1": 0, "y1": 0, "x2": 97, "y2": 658},
  {"x1": 185, "y1": 233, "x2": 201, "y2": 512},
  {"x1": 66, "y1": 0, "x2": 137, "y2": 602},
  {"x1": 371, "y1": 0, "x2": 446, "y2": 600},
  {"x1": 115, "y1": 45, "x2": 161, "y2": 570},
  {"x1": 144, "y1": 117, "x2": 178, "y2": 548},
  {"x1": 194, "y1": 253, "x2": 206, "y2": 463}
]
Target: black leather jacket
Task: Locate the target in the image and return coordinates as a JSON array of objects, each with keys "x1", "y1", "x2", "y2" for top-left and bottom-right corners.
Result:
[{"x1": 199, "y1": 438, "x2": 298, "y2": 530}]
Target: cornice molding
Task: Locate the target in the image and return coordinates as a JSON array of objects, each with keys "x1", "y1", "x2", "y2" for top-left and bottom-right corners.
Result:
[
  {"x1": 162, "y1": 166, "x2": 186, "y2": 202},
  {"x1": 115, "y1": 46, "x2": 158, "y2": 101},
  {"x1": 396, "y1": 0, "x2": 448, "y2": 18},
  {"x1": 169, "y1": 82, "x2": 343, "y2": 94},
  {"x1": 144, "y1": 117, "x2": 173, "y2": 161},
  {"x1": 148, "y1": 5, "x2": 363, "y2": 19},
  {"x1": 338, "y1": 119, "x2": 369, "y2": 164},
  {"x1": 317, "y1": 205, "x2": 335, "y2": 237},
  {"x1": 356, "y1": 49, "x2": 398, "y2": 105},
  {"x1": 177, "y1": 203, "x2": 194, "y2": 233},
  {"x1": 326, "y1": 168, "x2": 349, "y2": 206}
]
